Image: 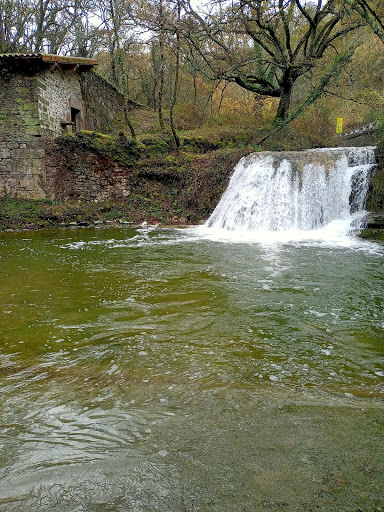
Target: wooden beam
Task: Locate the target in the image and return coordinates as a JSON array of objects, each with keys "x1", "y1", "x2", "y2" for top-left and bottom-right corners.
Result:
[{"x1": 59, "y1": 63, "x2": 79, "y2": 71}]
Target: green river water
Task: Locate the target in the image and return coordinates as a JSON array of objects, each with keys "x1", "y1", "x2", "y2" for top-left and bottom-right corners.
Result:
[{"x1": 0, "y1": 226, "x2": 383, "y2": 511}]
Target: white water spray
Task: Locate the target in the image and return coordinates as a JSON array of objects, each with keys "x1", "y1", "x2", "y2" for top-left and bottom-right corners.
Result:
[{"x1": 202, "y1": 147, "x2": 375, "y2": 244}]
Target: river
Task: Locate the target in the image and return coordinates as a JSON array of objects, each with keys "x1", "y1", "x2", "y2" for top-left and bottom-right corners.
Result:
[{"x1": 0, "y1": 225, "x2": 383, "y2": 511}]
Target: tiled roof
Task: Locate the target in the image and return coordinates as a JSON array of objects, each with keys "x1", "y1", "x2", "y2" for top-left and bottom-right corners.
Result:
[{"x1": 0, "y1": 53, "x2": 97, "y2": 72}]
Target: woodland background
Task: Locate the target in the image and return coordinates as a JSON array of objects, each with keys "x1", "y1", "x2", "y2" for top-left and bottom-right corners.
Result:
[{"x1": 1, "y1": 0, "x2": 384, "y2": 149}]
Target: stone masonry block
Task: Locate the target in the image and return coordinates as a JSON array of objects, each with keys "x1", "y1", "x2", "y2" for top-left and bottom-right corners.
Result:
[
  {"x1": 25, "y1": 126, "x2": 41, "y2": 136},
  {"x1": 0, "y1": 149, "x2": 11, "y2": 159}
]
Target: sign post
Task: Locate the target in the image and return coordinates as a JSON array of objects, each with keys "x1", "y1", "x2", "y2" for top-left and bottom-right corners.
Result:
[{"x1": 336, "y1": 118, "x2": 343, "y2": 134}]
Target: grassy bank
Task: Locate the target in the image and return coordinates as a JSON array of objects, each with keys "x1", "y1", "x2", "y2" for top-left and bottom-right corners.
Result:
[{"x1": 0, "y1": 197, "x2": 138, "y2": 231}]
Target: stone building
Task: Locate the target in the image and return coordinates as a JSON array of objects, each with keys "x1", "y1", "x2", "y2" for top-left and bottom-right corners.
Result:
[{"x1": 0, "y1": 54, "x2": 130, "y2": 199}]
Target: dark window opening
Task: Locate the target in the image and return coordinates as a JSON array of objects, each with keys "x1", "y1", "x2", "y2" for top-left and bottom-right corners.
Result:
[{"x1": 71, "y1": 107, "x2": 81, "y2": 132}]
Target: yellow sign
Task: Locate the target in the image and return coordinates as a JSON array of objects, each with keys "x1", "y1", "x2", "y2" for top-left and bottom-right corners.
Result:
[{"x1": 336, "y1": 118, "x2": 343, "y2": 134}]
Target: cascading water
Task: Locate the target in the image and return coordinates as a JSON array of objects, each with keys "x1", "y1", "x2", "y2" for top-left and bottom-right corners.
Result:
[{"x1": 203, "y1": 147, "x2": 376, "y2": 243}]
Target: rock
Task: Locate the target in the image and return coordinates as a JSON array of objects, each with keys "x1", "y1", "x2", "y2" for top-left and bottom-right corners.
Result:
[{"x1": 364, "y1": 213, "x2": 384, "y2": 229}]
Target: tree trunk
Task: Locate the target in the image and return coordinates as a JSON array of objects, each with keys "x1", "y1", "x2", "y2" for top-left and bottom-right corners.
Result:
[
  {"x1": 158, "y1": 0, "x2": 165, "y2": 131},
  {"x1": 124, "y1": 95, "x2": 136, "y2": 139},
  {"x1": 170, "y1": 0, "x2": 181, "y2": 148},
  {"x1": 275, "y1": 83, "x2": 293, "y2": 123},
  {"x1": 110, "y1": 51, "x2": 117, "y2": 85},
  {"x1": 0, "y1": 17, "x2": 5, "y2": 53},
  {"x1": 218, "y1": 82, "x2": 228, "y2": 114},
  {"x1": 193, "y1": 75, "x2": 197, "y2": 106},
  {"x1": 109, "y1": 0, "x2": 119, "y2": 87},
  {"x1": 257, "y1": 42, "x2": 359, "y2": 145},
  {"x1": 34, "y1": 0, "x2": 48, "y2": 52}
]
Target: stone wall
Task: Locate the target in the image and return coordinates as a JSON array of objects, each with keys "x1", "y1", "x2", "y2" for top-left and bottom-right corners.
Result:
[
  {"x1": 0, "y1": 68, "x2": 123, "y2": 199},
  {"x1": 42, "y1": 137, "x2": 241, "y2": 220},
  {"x1": 80, "y1": 72, "x2": 128, "y2": 135},
  {"x1": 0, "y1": 73, "x2": 46, "y2": 199},
  {"x1": 44, "y1": 137, "x2": 134, "y2": 201},
  {"x1": 37, "y1": 69, "x2": 83, "y2": 136}
]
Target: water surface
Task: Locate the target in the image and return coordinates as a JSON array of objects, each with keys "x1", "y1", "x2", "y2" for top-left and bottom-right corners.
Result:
[{"x1": 0, "y1": 226, "x2": 383, "y2": 511}]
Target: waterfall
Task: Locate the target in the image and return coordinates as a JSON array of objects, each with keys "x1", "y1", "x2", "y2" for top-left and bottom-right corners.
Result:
[{"x1": 204, "y1": 147, "x2": 375, "y2": 242}]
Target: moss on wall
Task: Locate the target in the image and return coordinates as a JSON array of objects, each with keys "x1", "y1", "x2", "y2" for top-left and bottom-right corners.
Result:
[
  {"x1": 61, "y1": 131, "x2": 140, "y2": 166},
  {"x1": 80, "y1": 72, "x2": 129, "y2": 135},
  {"x1": 0, "y1": 73, "x2": 46, "y2": 198}
]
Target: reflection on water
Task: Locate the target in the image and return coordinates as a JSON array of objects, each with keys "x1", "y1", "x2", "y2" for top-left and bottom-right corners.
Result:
[{"x1": 0, "y1": 227, "x2": 383, "y2": 511}]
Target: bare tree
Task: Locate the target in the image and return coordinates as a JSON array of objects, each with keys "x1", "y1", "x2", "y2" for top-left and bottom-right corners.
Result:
[
  {"x1": 0, "y1": 0, "x2": 37, "y2": 52},
  {"x1": 0, "y1": 0, "x2": 101, "y2": 55},
  {"x1": 344, "y1": 0, "x2": 384, "y2": 42},
  {"x1": 169, "y1": 0, "x2": 181, "y2": 146},
  {"x1": 182, "y1": 0, "x2": 363, "y2": 123}
]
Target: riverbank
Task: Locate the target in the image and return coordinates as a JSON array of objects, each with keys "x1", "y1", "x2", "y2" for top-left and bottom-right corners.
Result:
[
  {"x1": 2, "y1": 196, "x2": 384, "y2": 245},
  {"x1": 359, "y1": 228, "x2": 384, "y2": 243},
  {"x1": 0, "y1": 196, "x2": 200, "y2": 232},
  {"x1": 0, "y1": 146, "x2": 248, "y2": 232},
  {"x1": 2, "y1": 141, "x2": 384, "y2": 244}
]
